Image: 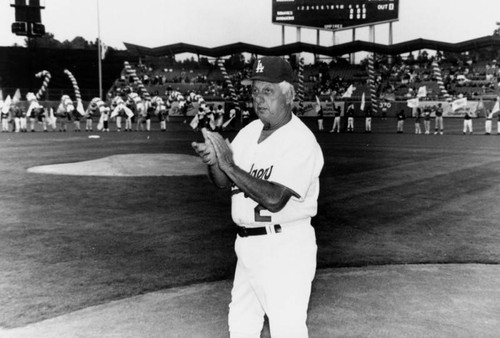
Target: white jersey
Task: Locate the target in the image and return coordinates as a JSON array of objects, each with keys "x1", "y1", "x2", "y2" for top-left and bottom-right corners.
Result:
[
  {"x1": 128, "y1": 92, "x2": 148, "y2": 116},
  {"x1": 151, "y1": 96, "x2": 167, "y2": 113},
  {"x1": 88, "y1": 97, "x2": 105, "y2": 112},
  {"x1": 230, "y1": 114, "x2": 323, "y2": 227},
  {"x1": 26, "y1": 100, "x2": 42, "y2": 118},
  {"x1": 111, "y1": 96, "x2": 125, "y2": 107},
  {"x1": 110, "y1": 96, "x2": 133, "y2": 118},
  {"x1": 56, "y1": 95, "x2": 74, "y2": 116},
  {"x1": 127, "y1": 92, "x2": 142, "y2": 105}
]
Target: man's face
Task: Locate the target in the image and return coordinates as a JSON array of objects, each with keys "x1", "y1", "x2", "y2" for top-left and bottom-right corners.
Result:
[{"x1": 251, "y1": 81, "x2": 288, "y2": 129}]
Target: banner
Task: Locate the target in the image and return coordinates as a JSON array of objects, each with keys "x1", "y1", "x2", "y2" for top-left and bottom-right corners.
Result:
[
  {"x1": 1, "y1": 95, "x2": 11, "y2": 114},
  {"x1": 12, "y1": 89, "x2": 21, "y2": 104},
  {"x1": 341, "y1": 84, "x2": 355, "y2": 98},
  {"x1": 407, "y1": 98, "x2": 419, "y2": 108},
  {"x1": 451, "y1": 97, "x2": 467, "y2": 111},
  {"x1": 417, "y1": 86, "x2": 427, "y2": 98},
  {"x1": 169, "y1": 101, "x2": 226, "y2": 117},
  {"x1": 291, "y1": 101, "x2": 345, "y2": 117},
  {"x1": 422, "y1": 100, "x2": 478, "y2": 117},
  {"x1": 491, "y1": 97, "x2": 500, "y2": 114},
  {"x1": 165, "y1": 99, "x2": 493, "y2": 118}
]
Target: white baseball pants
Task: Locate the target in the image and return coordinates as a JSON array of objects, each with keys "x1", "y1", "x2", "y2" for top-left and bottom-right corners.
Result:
[{"x1": 228, "y1": 224, "x2": 317, "y2": 338}]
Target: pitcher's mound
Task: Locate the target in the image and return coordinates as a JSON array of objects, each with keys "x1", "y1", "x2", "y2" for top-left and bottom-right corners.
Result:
[{"x1": 27, "y1": 154, "x2": 207, "y2": 177}]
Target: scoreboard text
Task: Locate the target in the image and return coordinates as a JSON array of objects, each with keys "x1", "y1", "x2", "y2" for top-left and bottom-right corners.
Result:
[{"x1": 272, "y1": 0, "x2": 399, "y2": 31}]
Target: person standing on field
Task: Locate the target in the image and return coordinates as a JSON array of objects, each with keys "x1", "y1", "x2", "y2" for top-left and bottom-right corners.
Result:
[
  {"x1": 484, "y1": 109, "x2": 493, "y2": 135},
  {"x1": 497, "y1": 114, "x2": 500, "y2": 135},
  {"x1": 315, "y1": 95, "x2": 324, "y2": 131},
  {"x1": 330, "y1": 105, "x2": 342, "y2": 133},
  {"x1": 434, "y1": 103, "x2": 444, "y2": 134},
  {"x1": 397, "y1": 109, "x2": 406, "y2": 133},
  {"x1": 423, "y1": 106, "x2": 431, "y2": 134},
  {"x1": 346, "y1": 103, "x2": 355, "y2": 132},
  {"x1": 463, "y1": 110, "x2": 473, "y2": 135},
  {"x1": 192, "y1": 56, "x2": 323, "y2": 338},
  {"x1": 364, "y1": 105, "x2": 372, "y2": 133},
  {"x1": 414, "y1": 107, "x2": 422, "y2": 134}
]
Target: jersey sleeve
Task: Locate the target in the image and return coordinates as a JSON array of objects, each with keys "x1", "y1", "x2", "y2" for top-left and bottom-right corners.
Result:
[{"x1": 271, "y1": 136, "x2": 323, "y2": 201}]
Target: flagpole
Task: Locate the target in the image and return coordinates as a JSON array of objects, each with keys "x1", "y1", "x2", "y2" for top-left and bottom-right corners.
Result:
[{"x1": 97, "y1": 0, "x2": 103, "y2": 99}]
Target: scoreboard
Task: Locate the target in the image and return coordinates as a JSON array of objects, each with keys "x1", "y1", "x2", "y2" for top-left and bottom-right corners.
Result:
[{"x1": 272, "y1": 0, "x2": 399, "y2": 31}]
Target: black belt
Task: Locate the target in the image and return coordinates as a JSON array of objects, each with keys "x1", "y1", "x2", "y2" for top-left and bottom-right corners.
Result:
[{"x1": 237, "y1": 224, "x2": 282, "y2": 237}]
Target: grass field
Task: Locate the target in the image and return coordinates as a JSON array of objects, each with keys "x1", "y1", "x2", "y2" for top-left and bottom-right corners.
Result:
[{"x1": 1, "y1": 116, "x2": 500, "y2": 329}]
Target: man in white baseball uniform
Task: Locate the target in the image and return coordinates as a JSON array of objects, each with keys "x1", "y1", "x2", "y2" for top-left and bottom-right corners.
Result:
[{"x1": 192, "y1": 56, "x2": 324, "y2": 338}]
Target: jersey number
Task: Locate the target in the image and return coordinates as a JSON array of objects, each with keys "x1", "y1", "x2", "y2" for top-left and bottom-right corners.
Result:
[
  {"x1": 232, "y1": 188, "x2": 272, "y2": 222},
  {"x1": 254, "y1": 205, "x2": 271, "y2": 222}
]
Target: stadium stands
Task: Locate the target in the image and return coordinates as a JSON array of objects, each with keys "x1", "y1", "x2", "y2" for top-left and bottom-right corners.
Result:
[{"x1": 2, "y1": 34, "x2": 499, "y2": 108}]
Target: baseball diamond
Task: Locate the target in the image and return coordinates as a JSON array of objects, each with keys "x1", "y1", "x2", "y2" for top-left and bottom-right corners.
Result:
[
  {"x1": 2, "y1": 1, "x2": 500, "y2": 336},
  {"x1": 0, "y1": 117, "x2": 499, "y2": 337}
]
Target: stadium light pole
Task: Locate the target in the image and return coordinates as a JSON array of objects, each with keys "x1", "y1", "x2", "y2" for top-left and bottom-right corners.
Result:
[
  {"x1": 96, "y1": 0, "x2": 103, "y2": 99},
  {"x1": 351, "y1": 28, "x2": 356, "y2": 64},
  {"x1": 388, "y1": 21, "x2": 393, "y2": 64},
  {"x1": 315, "y1": 29, "x2": 320, "y2": 64},
  {"x1": 369, "y1": 25, "x2": 375, "y2": 43}
]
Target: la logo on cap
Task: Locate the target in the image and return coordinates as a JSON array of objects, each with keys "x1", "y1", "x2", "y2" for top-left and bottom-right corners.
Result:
[{"x1": 255, "y1": 60, "x2": 265, "y2": 73}]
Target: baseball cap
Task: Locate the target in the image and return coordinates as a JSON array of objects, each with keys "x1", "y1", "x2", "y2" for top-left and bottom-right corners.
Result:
[{"x1": 241, "y1": 56, "x2": 294, "y2": 85}]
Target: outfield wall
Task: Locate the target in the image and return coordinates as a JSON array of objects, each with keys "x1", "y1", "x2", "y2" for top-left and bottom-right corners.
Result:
[
  {"x1": 292, "y1": 99, "x2": 496, "y2": 118},
  {"x1": 30, "y1": 99, "x2": 496, "y2": 119},
  {"x1": 167, "y1": 99, "x2": 496, "y2": 119}
]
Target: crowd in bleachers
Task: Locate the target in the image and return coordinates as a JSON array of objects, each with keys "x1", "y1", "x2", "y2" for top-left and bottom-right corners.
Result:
[
  {"x1": 110, "y1": 58, "x2": 255, "y2": 101},
  {"x1": 374, "y1": 52, "x2": 500, "y2": 101},
  {"x1": 3, "y1": 49, "x2": 497, "y2": 135},
  {"x1": 105, "y1": 50, "x2": 499, "y2": 109}
]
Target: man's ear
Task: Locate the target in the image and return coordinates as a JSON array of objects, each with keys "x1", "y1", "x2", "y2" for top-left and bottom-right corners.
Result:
[{"x1": 285, "y1": 89, "x2": 294, "y2": 105}]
